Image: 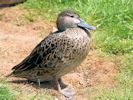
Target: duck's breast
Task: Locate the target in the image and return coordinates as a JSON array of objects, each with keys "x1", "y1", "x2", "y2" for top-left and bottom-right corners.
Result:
[{"x1": 55, "y1": 28, "x2": 91, "y2": 76}]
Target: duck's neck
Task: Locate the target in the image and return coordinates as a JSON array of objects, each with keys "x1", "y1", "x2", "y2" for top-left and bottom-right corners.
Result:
[{"x1": 79, "y1": 27, "x2": 91, "y2": 38}]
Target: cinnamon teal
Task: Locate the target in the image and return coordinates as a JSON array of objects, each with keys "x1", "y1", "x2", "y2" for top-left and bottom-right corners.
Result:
[{"x1": 9, "y1": 10, "x2": 96, "y2": 98}]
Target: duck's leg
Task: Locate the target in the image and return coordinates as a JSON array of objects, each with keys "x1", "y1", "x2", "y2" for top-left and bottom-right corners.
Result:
[
  {"x1": 28, "y1": 79, "x2": 41, "y2": 86},
  {"x1": 37, "y1": 79, "x2": 41, "y2": 86},
  {"x1": 52, "y1": 77, "x2": 75, "y2": 98},
  {"x1": 58, "y1": 78, "x2": 67, "y2": 88}
]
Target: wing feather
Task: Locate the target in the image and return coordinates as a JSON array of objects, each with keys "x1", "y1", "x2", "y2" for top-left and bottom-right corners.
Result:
[{"x1": 12, "y1": 34, "x2": 58, "y2": 73}]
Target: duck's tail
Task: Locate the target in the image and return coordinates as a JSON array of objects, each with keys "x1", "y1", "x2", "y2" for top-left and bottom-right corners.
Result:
[{"x1": 5, "y1": 73, "x2": 14, "y2": 77}]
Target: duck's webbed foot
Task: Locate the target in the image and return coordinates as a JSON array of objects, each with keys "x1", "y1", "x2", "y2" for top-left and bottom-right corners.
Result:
[{"x1": 52, "y1": 77, "x2": 75, "y2": 99}]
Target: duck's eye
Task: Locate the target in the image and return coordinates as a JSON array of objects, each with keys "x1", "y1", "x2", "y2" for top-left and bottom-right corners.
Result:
[{"x1": 70, "y1": 15, "x2": 74, "y2": 18}]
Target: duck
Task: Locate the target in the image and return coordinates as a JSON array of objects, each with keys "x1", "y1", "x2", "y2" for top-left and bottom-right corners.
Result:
[{"x1": 9, "y1": 9, "x2": 96, "y2": 98}]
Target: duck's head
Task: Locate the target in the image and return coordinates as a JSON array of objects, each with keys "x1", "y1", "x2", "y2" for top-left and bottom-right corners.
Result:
[{"x1": 56, "y1": 10, "x2": 96, "y2": 31}]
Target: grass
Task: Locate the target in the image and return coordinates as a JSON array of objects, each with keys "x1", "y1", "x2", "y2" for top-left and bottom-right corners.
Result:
[
  {"x1": 0, "y1": 77, "x2": 53, "y2": 100},
  {"x1": 0, "y1": 85, "x2": 16, "y2": 100},
  {"x1": 0, "y1": 78, "x2": 18, "y2": 100},
  {"x1": 88, "y1": 85, "x2": 133, "y2": 99},
  {"x1": 30, "y1": 93, "x2": 54, "y2": 100},
  {"x1": 0, "y1": 0, "x2": 133, "y2": 99}
]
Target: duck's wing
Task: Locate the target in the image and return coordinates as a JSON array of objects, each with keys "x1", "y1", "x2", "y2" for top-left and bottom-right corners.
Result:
[{"x1": 12, "y1": 34, "x2": 61, "y2": 73}]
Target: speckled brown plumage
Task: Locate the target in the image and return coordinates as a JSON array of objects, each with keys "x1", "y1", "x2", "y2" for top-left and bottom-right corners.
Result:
[
  {"x1": 9, "y1": 10, "x2": 96, "y2": 98},
  {"x1": 12, "y1": 28, "x2": 90, "y2": 80}
]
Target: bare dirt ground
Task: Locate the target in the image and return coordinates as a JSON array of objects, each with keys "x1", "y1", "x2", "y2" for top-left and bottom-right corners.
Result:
[{"x1": 0, "y1": 7, "x2": 117, "y2": 100}]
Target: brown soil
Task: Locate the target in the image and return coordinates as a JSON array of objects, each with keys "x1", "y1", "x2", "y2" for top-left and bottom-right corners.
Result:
[{"x1": 0, "y1": 7, "x2": 117, "y2": 100}]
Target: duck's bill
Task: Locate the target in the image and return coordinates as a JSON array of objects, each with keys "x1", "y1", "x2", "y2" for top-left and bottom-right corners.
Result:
[{"x1": 78, "y1": 19, "x2": 96, "y2": 30}]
